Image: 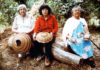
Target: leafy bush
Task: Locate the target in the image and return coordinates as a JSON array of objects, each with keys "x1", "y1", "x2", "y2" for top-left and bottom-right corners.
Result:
[
  {"x1": 26, "y1": 0, "x2": 37, "y2": 8},
  {"x1": 0, "y1": 0, "x2": 100, "y2": 26},
  {"x1": 46, "y1": 0, "x2": 100, "y2": 25},
  {"x1": 47, "y1": 0, "x2": 76, "y2": 26},
  {"x1": 0, "y1": 0, "x2": 18, "y2": 25}
]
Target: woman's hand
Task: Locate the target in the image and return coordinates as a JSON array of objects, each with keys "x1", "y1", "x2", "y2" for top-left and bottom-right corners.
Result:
[
  {"x1": 20, "y1": 32, "x2": 26, "y2": 34},
  {"x1": 13, "y1": 32, "x2": 26, "y2": 34},
  {"x1": 50, "y1": 32, "x2": 53, "y2": 36},
  {"x1": 70, "y1": 38, "x2": 76, "y2": 44},
  {"x1": 33, "y1": 33, "x2": 37, "y2": 40},
  {"x1": 33, "y1": 36, "x2": 36, "y2": 40},
  {"x1": 83, "y1": 26, "x2": 90, "y2": 41},
  {"x1": 84, "y1": 33, "x2": 90, "y2": 41}
]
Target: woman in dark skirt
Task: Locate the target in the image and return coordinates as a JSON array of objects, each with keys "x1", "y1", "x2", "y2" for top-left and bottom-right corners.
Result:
[{"x1": 33, "y1": 4, "x2": 58, "y2": 66}]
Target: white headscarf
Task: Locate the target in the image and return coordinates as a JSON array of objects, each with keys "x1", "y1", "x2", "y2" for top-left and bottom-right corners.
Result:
[{"x1": 17, "y1": 4, "x2": 27, "y2": 11}]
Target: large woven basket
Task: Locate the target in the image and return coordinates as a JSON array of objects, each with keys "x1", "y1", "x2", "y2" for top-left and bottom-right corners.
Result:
[
  {"x1": 12, "y1": 34, "x2": 31, "y2": 53},
  {"x1": 36, "y1": 32, "x2": 53, "y2": 43}
]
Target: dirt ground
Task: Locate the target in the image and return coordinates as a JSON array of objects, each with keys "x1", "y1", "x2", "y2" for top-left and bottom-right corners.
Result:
[{"x1": 0, "y1": 27, "x2": 100, "y2": 70}]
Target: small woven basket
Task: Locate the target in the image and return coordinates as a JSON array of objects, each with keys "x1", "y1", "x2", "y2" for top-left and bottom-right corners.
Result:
[{"x1": 36, "y1": 32, "x2": 53, "y2": 43}]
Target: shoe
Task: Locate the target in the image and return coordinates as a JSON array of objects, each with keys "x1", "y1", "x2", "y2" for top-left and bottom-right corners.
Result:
[
  {"x1": 45, "y1": 57, "x2": 50, "y2": 67},
  {"x1": 36, "y1": 56, "x2": 42, "y2": 61},
  {"x1": 83, "y1": 59, "x2": 88, "y2": 64},
  {"x1": 88, "y1": 60, "x2": 96, "y2": 68}
]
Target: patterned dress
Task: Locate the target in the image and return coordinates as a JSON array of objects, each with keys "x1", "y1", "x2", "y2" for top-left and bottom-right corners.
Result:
[{"x1": 69, "y1": 22, "x2": 93, "y2": 59}]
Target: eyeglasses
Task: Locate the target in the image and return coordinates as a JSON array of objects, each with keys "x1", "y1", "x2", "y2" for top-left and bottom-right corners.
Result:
[{"x1": 73, "y1": 10, "x2": 80, "y2": 12}]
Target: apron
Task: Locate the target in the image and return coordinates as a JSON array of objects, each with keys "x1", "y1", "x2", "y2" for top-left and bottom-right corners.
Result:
[{"x1": 69, "y1": 22, "x2": 93, "y2": 59}]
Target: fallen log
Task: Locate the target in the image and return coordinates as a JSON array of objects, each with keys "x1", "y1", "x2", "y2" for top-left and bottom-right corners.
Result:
[{"x1": 52, "y1": 42, "x2": 82, "y2": 65}]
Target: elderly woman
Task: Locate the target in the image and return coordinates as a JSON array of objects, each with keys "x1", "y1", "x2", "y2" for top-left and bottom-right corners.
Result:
[
  {"x1": 62, "y1": 6, "x2": 95, "y2": 68},
  {"x1": 33, "y1": 4, "x2": 58, "y2": 66},
  {"x1": 12, "y1": 4, "x2": 35, "y2": 34},
  {"x1": 8, "y1": 4, "x2": 35, "y2": 63}
]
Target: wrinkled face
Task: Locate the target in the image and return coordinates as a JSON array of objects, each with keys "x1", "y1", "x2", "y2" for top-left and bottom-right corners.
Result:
[
  {"x1": 42, "y1": 8, "x2": 48, "y2": 16},
  {"x1": 72, "y1": 7, "x2": 81, "y2": 19},
  {"x1": 19, "y1": 7, "x2": 26, "y2": 17}
]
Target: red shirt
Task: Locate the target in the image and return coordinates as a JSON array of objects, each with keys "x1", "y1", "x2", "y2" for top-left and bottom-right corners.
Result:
[{"x1": 34, "y1": 14, "x2": 58, "y2": 37}]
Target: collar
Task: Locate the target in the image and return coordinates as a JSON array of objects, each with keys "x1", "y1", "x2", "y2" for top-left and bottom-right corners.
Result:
[
  {"x1": 40, "y1": 14, "x2": 52, "y2": 21},
  {"x1": 18, "y1": 13, "x2": 28, "y2": 18},
  {"x1": 72, "y1": 16, "x2": 80, "y2": 20}
]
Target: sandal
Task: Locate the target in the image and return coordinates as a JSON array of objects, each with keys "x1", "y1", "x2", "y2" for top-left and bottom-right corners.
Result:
[{"x1": 36, "y1": 55, "x2": 42, "y2": 61}]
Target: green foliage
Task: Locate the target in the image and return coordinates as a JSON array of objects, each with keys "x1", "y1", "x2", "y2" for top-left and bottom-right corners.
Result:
[
  {"x1": 46, "y1": 0, "x2": 100, "y2": 25},
  {"x1": 26, "y1": 0, "x2": 37, "y2": 8},
  {"x1": 47, "y1": 0, "x2": 75, "y2": 25},
  {"x1": 0, "y1": 0, "x2": 100, "y2": 26},
  {"x1": 0, "y1": 0, "x2": 18, "y2": 25}
]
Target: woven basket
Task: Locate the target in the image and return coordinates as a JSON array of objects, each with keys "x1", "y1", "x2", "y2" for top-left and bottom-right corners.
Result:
[
  {"x1": 36, "y1": 32, "x2": 53, "y2": 43},
  {"x1": 12, "y1": 34, "x2": 31, "y2": 53}
]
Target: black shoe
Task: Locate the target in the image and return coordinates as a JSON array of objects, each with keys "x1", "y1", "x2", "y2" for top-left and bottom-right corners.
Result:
[
  {"x1": 83, "y1": 59, "x2": 88, "y2": 64},
  {"x1": 88, "y1": 60, "x2": 96, "y2": 68}
]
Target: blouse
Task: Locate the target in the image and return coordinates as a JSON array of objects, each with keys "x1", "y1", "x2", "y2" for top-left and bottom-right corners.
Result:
[
  {"x1": 34, "y1": 14, "x2": 58, "y2": 37},
  {"x1": 12, "y1": 14, "x2": 36, "y2": 33},
  {"x1": 62, "y1": 16, "x2": 88, "y2": 42}
]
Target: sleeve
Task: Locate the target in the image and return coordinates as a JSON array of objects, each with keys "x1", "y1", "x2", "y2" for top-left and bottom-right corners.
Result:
[
  {"x1": 62, "y1": 19, "x2": 72, "y2": 42},
  {"x1": 52, "y1": 16, "x2": 58, "y2": 34},
  {"x1": 62, "y1": 20, "x2": 68, "y2": 42},
  {"x1": 34, "y1": 17, "x2": 40, "y2": 33},
  {"x1": 12, "y1": 17, "x2": 18, "y2": 32},
  {"x1": 27, "y1": 17, "x2": 36, "y2": 33},
  {"x1": 31, "y1": 17, "x2": 36, "y2": 30},
  {"x1": 82, "y1": 18, "x2": 88, "y2": 27}
]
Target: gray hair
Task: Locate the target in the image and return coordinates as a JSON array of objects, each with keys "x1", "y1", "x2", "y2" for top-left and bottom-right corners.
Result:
[
  {"x1": 71, "y1": 5, "x2": 83, "y2": 12},
  {"x1": 17, "y1": 4, "x2": 27, "y2": 11}
]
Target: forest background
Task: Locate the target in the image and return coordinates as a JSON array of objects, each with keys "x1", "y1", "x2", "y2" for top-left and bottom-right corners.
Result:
[{"x1": 0, "y1": 0, "x2": 100, "y2": 32}]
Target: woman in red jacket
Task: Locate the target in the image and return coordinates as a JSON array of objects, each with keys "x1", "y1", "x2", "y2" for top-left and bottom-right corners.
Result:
[{"x1": 33, "y1": 4, "x2": 58, "y2": 66}]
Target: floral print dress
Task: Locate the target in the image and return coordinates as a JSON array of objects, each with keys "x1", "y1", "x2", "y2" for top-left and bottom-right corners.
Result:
[{"x1": 69, "y1": 22, "x2": 93, "y2": 59}]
